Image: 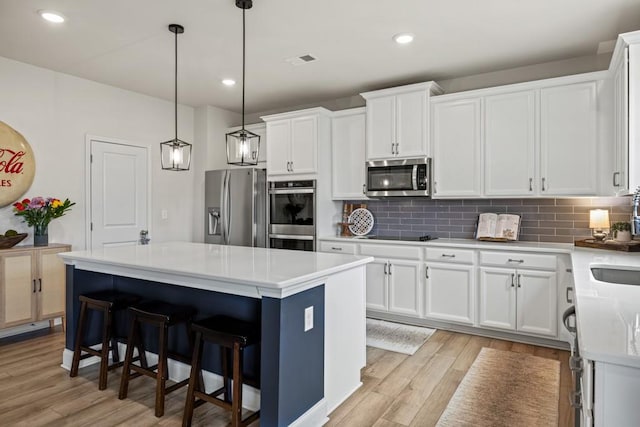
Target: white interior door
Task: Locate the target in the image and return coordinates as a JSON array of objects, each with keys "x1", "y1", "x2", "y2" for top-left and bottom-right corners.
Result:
[{"x1": 90, "y1": 139, "x2": 148, "y2": 248}]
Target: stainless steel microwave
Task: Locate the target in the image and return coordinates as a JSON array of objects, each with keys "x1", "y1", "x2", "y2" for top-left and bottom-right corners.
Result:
[{"x1": 366, "y1": 158, "x2": 432, "y2": 197}]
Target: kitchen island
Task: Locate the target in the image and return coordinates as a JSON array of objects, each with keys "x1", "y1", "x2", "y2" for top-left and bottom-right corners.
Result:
[{"x1": 59, "y1": 242, "x2": 372, "y2": 426}]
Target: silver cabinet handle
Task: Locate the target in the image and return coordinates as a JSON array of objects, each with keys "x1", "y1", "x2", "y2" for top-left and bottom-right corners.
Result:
[
  {"x1": 508, "y1": 259, "x2": 524, "y2": 264},
  {"x1": 33, "y1": 279, "x2": 36, "y2": 293},
  {"x1": 391, "y1": 142, "x2": 395, "y2": 155},
  {"x1": 425, "y1": 266, "x2": 429, "y2": 279},
  {"x1": 388, "y1": 263, "x2": 392, "y2": 275},
  {"x1": 529, "y1": 178, "x2": 533, "y2": 192},
  {"x1": 362, "y1": 184, "x2": 366, "y2": 194},
  {"x1": 433, "y1": 182, "x2": 437, "y2": 194},
  {"x1": 395, "y1": 143, "x2": 399, "y2": 155},
  {"x1": 511, "y1": 273, "x2": 515, "y2": 288},
  {"x1": 384, "y1": 262, "x2": 388, "y2": 275},
  {"x1": 441, "y1": 254, "x2": 456, "y2": 258},
  {"x1": 613, "y1": 172, "x2": 621, "y2": 187},
  {"x1": 566, "y1": 286, "x2": 574, "y2": 303},
  {"x1": 286, "y1": 161, "x2": 290, "y2": 172},
  {"x1": 330, "y1": 246, "x2": 342, "y2": 251},
  {"x1": 517, "y1": 274, "x2": 522, "y2": 288},
  {"x1": 542, "y1": 177, "x2": 546, "y2": 191}
]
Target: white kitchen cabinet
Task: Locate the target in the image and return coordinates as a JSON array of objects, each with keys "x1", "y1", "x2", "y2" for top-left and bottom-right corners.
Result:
[
  {"x1": 431, "y1": 98, "x2": 482, "y2": 197},
  {"x1": 331, "y1": 108, "x2": 367, "y2": 199},
  {"x1": 540, "y1": 82, "x2": 598, "y2": 195},
  {"x1": 225, "y1": 122, "x2": 267, "y2": 165},
  {"x1": 484, "y1": 90, "x2": 537, "y2": 196},
  {"x1": 387, "y1": 259, "x2": 421, "y2": 317},
  {"x1": 612, "y1": 46, "x2": 629, "y2": 194},
  {"x1": 0, "y1": 245, "x2": 70, "y2": 330},
  {"x1": 425, "y1": 262, "x2": 475, "y2": 325},
  {"x1": 262, "y1": 107, "x2": 331, "y2": 179},
  {"x1": 361, "y1": 82, "x2": 442, "y2": 160},
  {"x1": 365, "y1": 260, "x2": 388, "y2": 311},
  {"x1": 479, "y1": 260, "x2": 557, "y2": 337}
]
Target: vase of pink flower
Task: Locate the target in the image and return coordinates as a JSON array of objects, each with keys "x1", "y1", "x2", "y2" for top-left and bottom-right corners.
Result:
[{"x1": 13, "y1": 197, "x2": 75, "y2": 246}]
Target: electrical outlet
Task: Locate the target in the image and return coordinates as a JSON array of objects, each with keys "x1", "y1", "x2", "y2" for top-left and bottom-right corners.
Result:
[
  {"x1": 304, "y1": 306, "x2": 313, "y2": 332},
  {"x1": 161, "y1": 209, "x2": 168, "y2": 220}
]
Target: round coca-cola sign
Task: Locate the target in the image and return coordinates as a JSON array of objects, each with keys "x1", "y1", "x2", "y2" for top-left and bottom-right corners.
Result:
[{"x1": 0, "y1": 121, "x2": 35, "y2": 207}]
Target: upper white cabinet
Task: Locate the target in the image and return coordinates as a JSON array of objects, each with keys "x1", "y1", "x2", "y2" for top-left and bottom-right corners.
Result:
[
  {"x1": 540, "y1": 82, "x2": 598, "y2": 195},
  {"x1": 431, "y1": 98, "x2": 482, "y2": 197},
  {"x1": 361, "y1": 82, "x2": 442, "y2": 160},
  {"x1": 331, "y1": 108, "x2": 367, "y2": 199},
  {"x1": 262, "y1": 107, "x2": 331, "y2": 180},
  {"x1": 484, "y1": 90, "x2": 536, "y2": 196},
  {"x1": 225, "y1": 122, "x2": 267, "y2": 165},
  {"x1": 609, "y1": 30, "x2": 640, "y2": 194}
]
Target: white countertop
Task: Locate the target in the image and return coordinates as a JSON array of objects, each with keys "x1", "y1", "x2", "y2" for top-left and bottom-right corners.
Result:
[
  {"x1": 59, "y1": 242, "x2": 373, "y2": 299},
  {"x1": 320, "y1": 236, "x2": 574, "y2": 254},
  {"x1": 571, "y1": 248, "x2": 640, "y2": 368}
]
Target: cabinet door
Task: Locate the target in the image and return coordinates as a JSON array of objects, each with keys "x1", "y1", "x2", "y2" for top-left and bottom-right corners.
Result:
[
  {"x1": 540, "y1": 82, "x2": 597, "y2": 195},
  {"x1": 613, "y1": 48, "x2": 629, "y2": 193},
  {"x1": 332, "y1": 111, "x2": 367, "y2": 199},
  {"x1": 516, "y1": 269, "x2": 557, "y2": 337},
  {"x1": 396, "y1": 91, "x2": 427, "y2": 158},
  {"x1": 425, "y1": 263, "x2": 474, "y2": 325},
  {"x1": 432, "y1": 98, "x2": 482, "y2": 197},
  {"x1": 366, "y1": 96, "x2": 395, "y2": 160},
  {"x1": 37, "y1": 248, "x2": 68, "y2": 320},
  {"x1": 290, "y1": 116, "x2": 317, "y2": 174},
  {"x1": 266, "y1": 120, "x2": 291, "y2": 176},
  {"x1": 478, "y1": 267, "x2": 516, "y2": 331},
  {"x1": 366, "y1": 260, "x2": 388, "y2": 311},
  {"x1": 0, "y1": 251, "x2": 36, "y2": 328},
  {"x1": 387, "y1": 260, "x2": 421, "y2": 317},
  {"x1": 484, "y1": 91, "x2": 536, "y2": 196}
]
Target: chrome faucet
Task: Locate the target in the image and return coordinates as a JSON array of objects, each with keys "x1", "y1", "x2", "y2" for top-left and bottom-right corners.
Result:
[
  {"x1": 139, "y1": 230, "x2": 150, "y2": 245},
  {"x1": 633, "y1": 187, "x2": 640, "y2": 236}
]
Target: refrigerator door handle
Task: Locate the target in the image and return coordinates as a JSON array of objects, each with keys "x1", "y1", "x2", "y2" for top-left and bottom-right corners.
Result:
[
  {"x1": 226, "y1": 175, "x2": 232, "y2": 244},
  {"x1": 208, "y1": 209, "x2": 220, "y2": 235},
  {"x1": 221, "y1": 170, "x2": 228, "y2": 244}
]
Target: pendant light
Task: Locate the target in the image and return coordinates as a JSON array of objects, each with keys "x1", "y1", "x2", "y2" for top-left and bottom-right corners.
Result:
[
  {"x1": 161, "y1": 24, "x2": 192, "y2": 171},
  {"x1": 226, "y1": 0, "x2": 260, "y2": 166}
]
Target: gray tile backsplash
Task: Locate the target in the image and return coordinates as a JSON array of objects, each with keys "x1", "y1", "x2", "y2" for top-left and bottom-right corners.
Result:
[{"x1": 348, "y1": 197, "x2": 634, "y2": 243}]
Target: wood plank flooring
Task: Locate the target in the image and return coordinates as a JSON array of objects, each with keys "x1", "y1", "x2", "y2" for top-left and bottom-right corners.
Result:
[{"x1": 0, "y1": 328, "x2": 573, "y2": 426}]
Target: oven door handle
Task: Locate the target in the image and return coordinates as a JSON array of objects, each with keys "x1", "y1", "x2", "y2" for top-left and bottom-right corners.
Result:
[
  {"x1": 269, "y1": 188, "x2": 315, "y2": 195},
  {"x1": 269, "y1": 234, "x2": 315, "y2": 241},
  {"x1": 563, "y1": 306, "x2": 577, "y2": 334}
]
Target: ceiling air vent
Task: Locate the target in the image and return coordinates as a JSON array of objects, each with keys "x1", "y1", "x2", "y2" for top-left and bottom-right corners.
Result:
[{"x1": 285, "y1": 54, "x2": 318, "y2": 66}]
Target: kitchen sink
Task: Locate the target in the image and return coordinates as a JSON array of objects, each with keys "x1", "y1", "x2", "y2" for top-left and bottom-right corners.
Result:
[{"x1": 591, "y1": 265, "x2": 640, "y2": 286}]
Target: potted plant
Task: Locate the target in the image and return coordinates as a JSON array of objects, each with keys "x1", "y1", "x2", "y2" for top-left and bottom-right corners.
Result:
[
  {"x1": 13, "y1": 197, "x2": 75, "y2": 246},
  {"x1": 610, "y1": 221, "x2": 632, "y2": 242}
]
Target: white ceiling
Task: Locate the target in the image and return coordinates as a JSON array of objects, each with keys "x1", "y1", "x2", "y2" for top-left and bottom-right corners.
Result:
[{"x1": 1, "y1": 0, "x2": 639, "y2": 114}]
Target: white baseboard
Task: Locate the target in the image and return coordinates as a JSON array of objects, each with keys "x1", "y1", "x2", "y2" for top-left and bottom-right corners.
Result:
[
  {"x1": 289, "y1": 398, "x2": 329, "y2": 427},
  {"x1": 61, "y1": 345, "x2": 261, "y2": 412},
  {"x1": 326, "y1": 381, "x2": 362, "y2": 415}
]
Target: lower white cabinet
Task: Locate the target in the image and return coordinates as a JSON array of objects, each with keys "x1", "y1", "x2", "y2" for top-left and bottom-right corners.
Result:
[
  {"x1": 479, "y1": 266, "x2": 557, "y2": 337},
  {"x1": 365, "y1": 258, "x2": 421, "y2": 317},
  {"x1": 424, "y1": 262, "x2": 475, "y2": 325}
]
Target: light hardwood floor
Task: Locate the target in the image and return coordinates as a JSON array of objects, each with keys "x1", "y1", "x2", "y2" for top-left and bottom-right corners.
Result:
[{"x1": 0, "y1": 328, "x2": 573, "y2": 426}]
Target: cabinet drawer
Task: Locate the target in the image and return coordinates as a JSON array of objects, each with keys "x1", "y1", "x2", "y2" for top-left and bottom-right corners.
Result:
[
  {"x1": 360, "y1": 244, "x2": 421, "y2": 260},
  {"x1": 318, "y1": 241, "x2": 357, "y2": 254},
  {"x1": 479, "y1": 251, "x2": 557, "y2": 270},
  {"x1": 425, "y1": 247, "x2": 474, "y2": 264}
]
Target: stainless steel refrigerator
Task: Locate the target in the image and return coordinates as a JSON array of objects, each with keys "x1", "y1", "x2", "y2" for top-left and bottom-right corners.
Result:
[{"x1": 205, "y1": 168, "x2": 267, "y2": 247}]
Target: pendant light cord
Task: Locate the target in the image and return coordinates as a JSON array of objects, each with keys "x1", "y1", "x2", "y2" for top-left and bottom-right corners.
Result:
[
  {"x1": 174, "y1": 28, "x2": 178, "y2": 142},
  {"x1": 241, "y1": 7, "x2": 246, "y2": 130}
]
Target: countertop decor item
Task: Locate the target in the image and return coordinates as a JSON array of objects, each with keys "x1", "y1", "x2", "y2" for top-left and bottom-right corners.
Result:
[
  {"x1": 348, "y1": 207, "x2": 374, "y2": 236},
  {"x1": 589, "y1": 209, "x2": 610, "y2": 241},
  {"x1": 13, "y1": 197, "x2": 75, "y2": 246},
  {"x1": 574, "y1": 238, "x2": 640, "y2": 252},
  {"x1": 160, "y1": 24, "x2": 192, "y2": 171},
  {"x1": 0, "y1": 121, "x2": 36, "y2": 207},
  {"x1": 226, "y1": 0, "x2": 260, "y2": 166},
  {"x1": 611, "y1": 221, "x2": 632, "y2": 242},
  {"x1": 0, "y1": 232, "x2": 28, "y2": 249}
]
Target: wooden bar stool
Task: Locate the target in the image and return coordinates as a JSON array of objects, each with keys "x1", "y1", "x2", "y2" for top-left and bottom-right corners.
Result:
[
  {"x1": 70, "y1": 290, "x2": 142, "y2": 390},
  {"x1": 183, "y1": 315, "x2": 260, "y2": 427},
  {"x1": 118, "y1": 300, "x2": 196, "y2": 417}
]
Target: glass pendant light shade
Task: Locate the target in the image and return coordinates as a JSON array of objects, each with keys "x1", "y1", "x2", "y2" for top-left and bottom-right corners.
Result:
[
  {"x1": 226, "y1": 129, "x2": 260, "y2": 166},
  {"x1": 161, "y1": 138, "x2": 192, "y2": 170},
  {"x1": 161, "y1": 23, "x2": 192, "y2": 171},
  {"x1": 226, "y1": 0, "x2": 259, "y2": 166}
]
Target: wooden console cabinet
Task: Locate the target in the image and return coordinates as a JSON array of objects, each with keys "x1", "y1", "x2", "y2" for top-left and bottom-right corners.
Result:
[{"x1": 0, "y1": 244, "x2": 71, "y2": 329}]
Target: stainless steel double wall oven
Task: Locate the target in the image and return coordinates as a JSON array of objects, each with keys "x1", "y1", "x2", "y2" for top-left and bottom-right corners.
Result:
[{"x1": 268, "y1": 180, "x2": 316, "y2": 251}]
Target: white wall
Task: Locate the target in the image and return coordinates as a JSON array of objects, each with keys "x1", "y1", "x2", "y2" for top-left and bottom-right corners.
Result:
[{"x1": 0, "y1": 56, "x2": 197, "y2": 250}]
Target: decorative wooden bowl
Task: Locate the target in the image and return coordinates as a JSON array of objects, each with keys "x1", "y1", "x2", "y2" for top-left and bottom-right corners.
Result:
[{"x1": 0, "y1": 233, "x2": 28, "y2": 249}]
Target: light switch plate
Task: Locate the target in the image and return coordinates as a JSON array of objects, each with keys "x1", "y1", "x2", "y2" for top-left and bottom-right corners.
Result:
[
  {"x1": 304, "y1": 306, "x2": 313, "y2": 332},
  {"x1": 161, "y1": 209, "x2": 168, "y2": 220}
]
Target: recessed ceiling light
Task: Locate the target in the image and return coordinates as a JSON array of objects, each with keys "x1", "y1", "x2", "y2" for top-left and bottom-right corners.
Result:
[
  {"x1": 222, "y1": 79, "x2": 236, "y2": 87},
  {"x1": 38, "y1": 10, "x2": 65, "y2": 23},
  {"x1": 393, "y1": 33, "x2": 414, "y2": 45}
]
